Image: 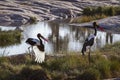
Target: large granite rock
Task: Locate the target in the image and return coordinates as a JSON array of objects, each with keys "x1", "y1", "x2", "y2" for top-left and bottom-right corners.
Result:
[
  {"x1": 0, "y1": 0, "x2": 119, "y2": 26},
  {"x1": 70, "y1": 15, "x2": 120, "y2": 34}
]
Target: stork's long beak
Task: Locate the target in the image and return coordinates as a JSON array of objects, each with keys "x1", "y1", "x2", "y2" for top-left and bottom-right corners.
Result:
[
  {"x1": 40, "y1": 35, "x2": 48, "y2": 42},
  {"x1": 97, "y1": 25, "x2": 104, "y2": 31}
]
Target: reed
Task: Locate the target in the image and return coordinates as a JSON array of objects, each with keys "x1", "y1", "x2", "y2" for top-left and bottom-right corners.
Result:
[{"x1": 0, "y1": 30, "x2": 21, "y2": 47}]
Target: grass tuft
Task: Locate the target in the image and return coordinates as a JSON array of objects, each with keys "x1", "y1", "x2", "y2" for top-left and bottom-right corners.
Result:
[
  {"x1": 0, "y1": 42, "x2": 120, "y2": 80},
  {"x1": 0, "y1": 30, "x2": 21, "y2": 47}
]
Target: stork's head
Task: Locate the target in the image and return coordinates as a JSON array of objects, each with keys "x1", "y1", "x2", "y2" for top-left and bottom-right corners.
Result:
[
  {"x1": 37, "y1": 33, "x2": 41, "y2": 37},
  {"x1": 37, "y1": 33, "x2": 48, "y2": 42},
  {"x1": 93, "y1": 22, "x2": 104, "y2": 31},
  {"x1": 93, "y1": 22, "x2": 97, "y2": 27}
]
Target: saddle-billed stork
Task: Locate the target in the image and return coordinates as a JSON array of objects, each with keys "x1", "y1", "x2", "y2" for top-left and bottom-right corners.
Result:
[
  {"x1": 81, "y1": 22, "x2": 104, "y2": 63},
  {"x1": 26, "y1": 33, "x2": 48, "y2": 63}
]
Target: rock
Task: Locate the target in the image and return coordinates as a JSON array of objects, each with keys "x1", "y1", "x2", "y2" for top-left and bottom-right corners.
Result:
[
  {"x1": 70, "y1": 15, "x2": 120, "y2": 34},
  {"x1": 50, "y1": 8, "x2": 75, "y2": 18},
  {"x1": 0, "y1": 0, "x2": 119, "y2": 26},
  {"x1": 0, "y1": 14, "x2": 28, "y2": 26}
]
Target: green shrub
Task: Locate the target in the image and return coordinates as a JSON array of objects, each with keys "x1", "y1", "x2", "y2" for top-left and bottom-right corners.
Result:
[
  {"x1": 0, "y1": 69, "x2": 13, "y2": 80},
  {"x1": 96, "y1": 6, "x2": 103, "y2": 15},
  {"x1": 95, "y1": 59, "x2": 111, "y2": 79},
  {"x1": 108, "y1": 7, "x2": 115, "y2": 16},
  {"x1": 71, "y1": 14, "x2": 107, "y2": 23},
  {"x1": 29, "y1": 16, "x2": 37, "y2": 24},
  {"x1": 83, "y1": 6, "x2": 120, "y2": 16},
  {"x1": 110, "y1": 61, "x2": 120, "y2": 77},
  {"x1": 77, "y1": 68, "x2": 100, "y2": 80},
  {"x1": 0, "y1": 62, "x2": 16, "y2": 80},
  {"x1": 83, "y1": 7, "x2": 93, "y2": 16},
  {"x1": 0, "y1": 57, "x2": 9, "y2": 64},
  {"x1": 43, "y1": 55, "x2": 88, "y2": 71},
  {"x1": 0, "y1": 42, "x2": 120, "y2": 80},
  {"x1": 51, "y1": 71, "x2": 67, "y2": 80},
  {"x1": 100, "y1": 42, "x2": 120, "y2": 55},
  {"x1": 18, "y1": 66, "x2": 50, "y2": 80},
  {"x1": 114, "y1": 6, "x2": 120, "y2": 15},
  {"x1": 108, "y1": 55, "x2": 120, "y2": 77},
  {"x1": 0, "y1": 30, "x2": 21, "y2": 47}
]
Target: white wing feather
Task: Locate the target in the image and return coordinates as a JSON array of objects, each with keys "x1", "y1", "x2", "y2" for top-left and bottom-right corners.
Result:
[
  {"x1": 88, "y1": 34, "x2": 95, "y2": 41},
  {"x1": 33, "y1": 46, "x2": 45, "y2": 63}
]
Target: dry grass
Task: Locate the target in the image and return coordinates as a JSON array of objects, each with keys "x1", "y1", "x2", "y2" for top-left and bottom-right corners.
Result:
[{"x1": 0, "y1": 42, "x2": 120, "y2": 80}]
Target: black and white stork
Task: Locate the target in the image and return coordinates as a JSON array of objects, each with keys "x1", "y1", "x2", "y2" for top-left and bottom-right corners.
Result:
[
  {"x1": 26, "y1": 33, "x2": 48, "y2": 63},
  {"x1": 81, "y1": 22, "x2": 104, "y2": 56}
]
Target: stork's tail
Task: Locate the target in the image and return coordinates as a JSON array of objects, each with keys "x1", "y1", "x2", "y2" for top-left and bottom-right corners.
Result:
[{"x1": 33, "y1": 46, "x2": 45, "y2": 63}]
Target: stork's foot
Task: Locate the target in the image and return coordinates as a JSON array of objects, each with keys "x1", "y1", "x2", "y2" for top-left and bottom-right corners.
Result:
[
  {"x1": 81, "y1": 51, "x2": 85, "y2": 56},
  {"x1": 82, "y1": 53, "x2": 85, "y2": 56}
]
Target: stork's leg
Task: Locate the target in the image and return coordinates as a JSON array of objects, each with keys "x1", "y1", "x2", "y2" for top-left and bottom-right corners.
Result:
[
  {"x1": 28, "y1": 46, "x2": 31, "y2": 54},
  {"x1": 31, "y1": 46, "x2": 35, "y2": 59},
  {"x1": 81, "y1": 43, "x2": 86, "y2": 55},
  {"x1": 88, "y1": 47, "x2": 91, "y2": 64},
  {"x1": 28, "y1": 46, "x2": 34, "y2": 59}
]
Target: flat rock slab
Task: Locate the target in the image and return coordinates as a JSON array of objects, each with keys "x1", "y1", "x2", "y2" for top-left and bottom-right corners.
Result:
[
  {"x1": 0, "y1": 0, "x2": 120, "y2": 26},
  {"x1": 70, "y1": 16, "x2": 120, "y2": 34}
]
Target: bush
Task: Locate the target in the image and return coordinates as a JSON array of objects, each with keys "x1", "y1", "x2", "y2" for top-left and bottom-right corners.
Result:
[
  {"x1": 100, "y1": 42, "x2": 120, "y2": 55},
  {"x1": 6, "y1": 66, "x2": 50, "y2": 80},
  {"x1": 109, "y1": 55, "x2": 120, "y2": 77},
  {"x1": 95, "y1": 59, "x2": 111, "y2": 79},
  {"x1": 44, "y1": 55, "x2": 88, "y2": 71},
  {"x1": 0, "y1": 30, "x2": 21, "y2": 47},
  {"x1": 83, "y1": 6, "x2": 120, "y2": 16},
  {"x1": 0, "y1": 62, "x2": 16, "y2": 80},
  {"x1": 71, "y1": 14, "x2": 107, "y2": 23},
  {"x1": 0, "y1": 69, "x2": 13, "y2": 80},
  {"x1": 0, "y1": 57, "x2": 9, "y2": 64},
  {"x1": 110, "y1": 61, "x2": 120, "y2": 77},
  {"x1": 83, "y1": 7, "x2": 93, "y2": 16},
  {"x1": 28, "y1": 16, "x2": 37, "y2": 24},
  {"x1": 77, "y1": 68, "x2": 100, "y2": 80},
  {"x1": 51, "y1": 71, "x2": 67, "y2": 80}
]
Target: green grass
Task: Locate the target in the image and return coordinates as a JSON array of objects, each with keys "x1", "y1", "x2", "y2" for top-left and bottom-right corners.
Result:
[
  {"x1": 83, "y1": 6, "x2": 120, "y2": 16},
  {"x1": 28, "y1": 16, "x2": 37, "y2": 24},
  {"x1": 71, "y1": 6, "x2": 120, "y2": 23},
  {"x1": 0, "y1": 30, "x2": 21, "y2": 47},
  {"x1": 77, "y1": 68, "x2": 100, "y2": 80},
  {"x1": 99, "y1": 42, "x2": 120, "y2": 55},
  {"x1": 71, "y1": 14, "x2": 107, "y2": 23},
  {"x1": 0, "y1": 42, "x2": 120, "y2": 80}
]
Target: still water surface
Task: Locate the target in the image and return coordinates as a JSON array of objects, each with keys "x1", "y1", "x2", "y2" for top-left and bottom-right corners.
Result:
[{"x1": 0, "y1": 19, "x2": 120, "y2": 56}]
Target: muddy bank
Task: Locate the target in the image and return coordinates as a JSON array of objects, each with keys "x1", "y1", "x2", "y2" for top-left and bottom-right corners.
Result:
[{"x1": 0, "y1": 0, "x2": 120, "y2": 26}]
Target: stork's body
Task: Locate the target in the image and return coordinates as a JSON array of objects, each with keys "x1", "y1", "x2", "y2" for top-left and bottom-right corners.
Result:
[
  {"x1": 26, "y1": 33, "x2": 48, "y2": 63},
  {"x1": 81, "y1": 22, "x2": 103, "y2": 55}
]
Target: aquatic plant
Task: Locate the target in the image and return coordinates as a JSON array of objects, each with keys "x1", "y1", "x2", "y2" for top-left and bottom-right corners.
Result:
[
  {"x1": 28, "y1": 16, "x2": 37, "y2": 24},
  {"x1": 0, "y1": 30, "x2": 21, "y2": 47}
]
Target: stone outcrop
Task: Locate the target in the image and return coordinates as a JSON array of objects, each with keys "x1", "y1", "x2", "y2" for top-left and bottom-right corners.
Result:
[
  {"x1": 0, "y1": 0, "x2": 119, "y2": 26},
  {"x1": 70, "y1": 15, "x2": 120, "y2": 34}
]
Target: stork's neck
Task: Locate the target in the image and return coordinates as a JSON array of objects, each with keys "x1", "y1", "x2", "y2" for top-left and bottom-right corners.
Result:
[
  {"x1": 94, "y1": 28, "x2": 97, "y2": 36},
  {"x1": 38, "y1": 37, "x2": 43, "y2": 45}
]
